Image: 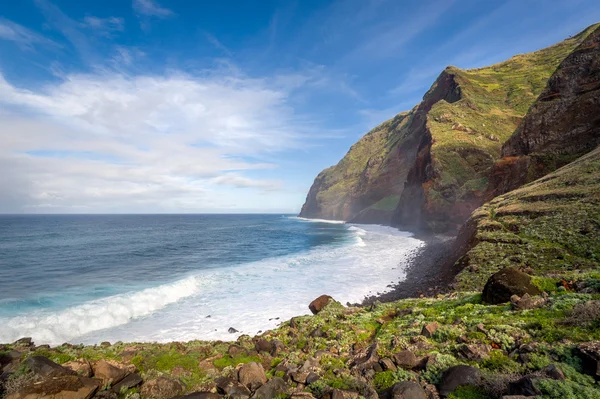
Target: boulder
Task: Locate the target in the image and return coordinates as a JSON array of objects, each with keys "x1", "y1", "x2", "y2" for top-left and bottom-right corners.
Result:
[
  {"x1": 290, "y1": 393, "x2": 316, "y2": 399},
  {"x1": 388, "y1": 382, "x2": 426, "y2": 399},
  {"x1": 63, "y1": 360, "x2": 92, "y2": 378},
  {"x1": 438, "y1": 365, "x2": 481, "y2": 397},
  {"x1": 510, "y1": 293, "x2": 546, "y2": 310},
  {"x1": 215, "y1": 376, "x2": 251, "y2": 399},
  {"x1": 238, "y1": 362, "x2": 267, "y2": 391},
  {"x1": 458, "y1": 344, "x2": 492, "y2": 361},
  {"x1": 270, "y1": 340, "x2": 285, "y2": 357},
  {"x1": 5, "y1": 375, "x2": 100, "y2": 399},
  {"x1": 380, "y1": 382, "x2": 426, "y2": 399},
  {"x1": 250, "y1": 377, "x2": 287, "y2": 399},
  {"x1": 110, "y1": 373, "x2": 143, "y2": 393},
  {"x1": 13, "y1": 338, "x2": 33, "y2": 347},
  {"x1": 24, "y1": 356, "x2": 70, "y2": 377},
  {"x1": 93, "y1": 391, "x2": 117, "y2": 399},
  {"x1": 309, "y1": 295, "x2": 333, "y2": 314},
  {"x1": 254, "y1": 338, "x2": 273, "y2": 354},
  {"x1": 306, "y1": 372, "x2": 320, "y2": 385},
  {"x1": 380, "y1": 358, "x2": 396, "y2": 372},
  {"x1": 542, "y1": 364, "x2": 565, "y2": 381},
  {"x1": 421, "y1": 322, "x2": 439, "y2": 338},
  {"x1": 392, "y1": 351, "x2": 417, "y2": 369},
  {"x1": 508, "y1": 376, "x2": 541, "y2": 396},
  {"x1": 228, "y1": 345, "x2": 247, "y2": 358},
  {"x1": 482, "y1": 268, "x2": 541, "y2": 304},
  {"x1": 576, "y1": 341, "x2": 600, "y2": 377},
  {"x1": 91, "y1": 360, "x2": 128, "y2": 386},
  {"x1": 141, "y1": 377, "x2": 183, "y2": 399}
]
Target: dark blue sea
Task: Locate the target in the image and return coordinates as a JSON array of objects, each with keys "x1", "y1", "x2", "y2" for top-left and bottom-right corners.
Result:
[{"x1": 0, "y1": 214, "x2": 423, "y2": 345}]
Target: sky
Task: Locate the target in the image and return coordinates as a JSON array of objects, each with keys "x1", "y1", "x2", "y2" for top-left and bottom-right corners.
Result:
[{"x1": 1, "y1": 0, "x2": 599, "y2": 214}]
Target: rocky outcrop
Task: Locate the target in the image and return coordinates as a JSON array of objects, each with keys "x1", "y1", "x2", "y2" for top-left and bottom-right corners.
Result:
[
  {"x1": 487, "y1": 23, "x2": 600, "y2": 198},
  {"x1": 300, "y1": 24, "x2": 596, "y2": 231}
]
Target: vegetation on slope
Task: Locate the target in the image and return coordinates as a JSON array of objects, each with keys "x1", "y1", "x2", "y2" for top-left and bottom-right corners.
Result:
[
  {"x1": 406, "y1": 23, "x2": 600, "y2": 232},
  {"x1": 453, "y1": 147, "x2": 600, "y2": 291}
]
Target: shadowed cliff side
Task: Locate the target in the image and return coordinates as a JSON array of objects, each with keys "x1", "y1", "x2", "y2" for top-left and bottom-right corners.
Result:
[
  {"x1": 487, "y1": 23, "x2": 600, "y2": 198},
  {"x1": 300, "y1": 24, "x2": 597, "y2": 230},
  {"x1": 391, "y1": 23, "x2": 599, "y2": 233}
]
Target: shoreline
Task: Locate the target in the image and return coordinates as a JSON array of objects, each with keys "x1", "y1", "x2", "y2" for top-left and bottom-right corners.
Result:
[{"x1": 361, "y1": 233, "x2": 457, "y2": 305}]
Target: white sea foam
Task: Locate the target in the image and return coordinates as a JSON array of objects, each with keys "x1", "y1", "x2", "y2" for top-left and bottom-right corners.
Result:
[
  {"x1": 0, "y1": 223, "x2": 423, "y2": 345},
  {"x1": 289, "y1": 216, "x2": 347, "y2": 224}
]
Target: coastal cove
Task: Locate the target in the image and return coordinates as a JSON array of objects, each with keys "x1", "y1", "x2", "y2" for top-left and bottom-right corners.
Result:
[{"x1": 0, "y1": 215, "x2": 424, "y2": 345}]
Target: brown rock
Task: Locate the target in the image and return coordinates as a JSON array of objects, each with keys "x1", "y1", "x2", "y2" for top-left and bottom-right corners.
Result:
[
  {"x1": 176, "y1": 393, "x2": 222, "y2": 399},
  {"x1": 438, "y1": 365, "x2": 480, "y2": 397},
  {"x1": 237, "y1": 362, "x2": 267, "y2": 391},
  {"x1": 380, "y1": 358, "x2": 396, "y2": 371},
  {"x1": 91, "y1": 360, "x2": 128, "y2": 387},
  {"x1": 392, "y1": 350, "x2": 417, "y2": 369},
  {"x1": 459, "y1": 344, "x2": 492, "y2": 361},
  {"x1": 141, "y1": 377, "x2": 183, "y2": 399},
  {"x1": 249, "y1": 377, "x2": 287, "y2": 399},
  {"x1": 388, "y1": 381, "x2": 426, "y2": 399},
  {"x1": 24, "y1": 356, "x2": 70, "y2": 377},
  {"x1": 228, "y1": 345, "x2": 247, "y2": 358},
  {"x1": 421, "y1": 322, "x2": 439, "y2": 338},
  {"x1": 5, "y1": 375, "x2": 100, "y2": 399},
  {"x1": 309, "y1": 295, "x2": 333, "y2": 314},
  {"x1": 110, "y1": 373, "x2": 143, "y2": 393},
  {"x1": 510, "y1": 293, "x2": 546, "y2": 310},
  {"x1": 215, "y1": 376, "x2": 251, "y2": 399},
  {"x1": 63, "y1": 360, "x2": 92, "y2": 378}
]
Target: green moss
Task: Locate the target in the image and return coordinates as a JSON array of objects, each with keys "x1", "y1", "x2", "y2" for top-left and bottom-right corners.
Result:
[
  {"x1": 447, "y1": 386, "x2": 491, "y2": 399},
  {"x1": 213, "y1": 354, "x2": 262, "y2": 369}
]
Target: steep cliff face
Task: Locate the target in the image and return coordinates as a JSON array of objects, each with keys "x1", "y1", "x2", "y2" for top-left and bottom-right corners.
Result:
[
  {"x1": 487, "y1": 24, "x2": 600, "y2": 198},
  {"x1": 391, "y1": 24, "x2": 598, "y2": 232},
  {"x1": 298, "y1": 70, "x2": 461, "y2": 223},
  {"x1": 301, "y1": 24, "x2": 596, "y2": 229}
]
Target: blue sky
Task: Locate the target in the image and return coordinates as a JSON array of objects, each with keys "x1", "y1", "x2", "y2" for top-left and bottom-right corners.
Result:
[{"x1": 1, "y1": 0, "x2": 599, "y2": 213}]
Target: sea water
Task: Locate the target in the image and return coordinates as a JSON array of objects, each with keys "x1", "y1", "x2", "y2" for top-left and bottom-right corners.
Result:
[{"x1": 0, "y1": 214, "x2": 423, "y2": 345}]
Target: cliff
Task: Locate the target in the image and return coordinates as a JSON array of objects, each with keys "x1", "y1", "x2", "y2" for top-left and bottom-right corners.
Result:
[
  {"x1": 300, "y1": 24, "x2": 598, "y2": 232},
  {"x1": 487, "y1": 23, "x2": 600, "y2": 198}
]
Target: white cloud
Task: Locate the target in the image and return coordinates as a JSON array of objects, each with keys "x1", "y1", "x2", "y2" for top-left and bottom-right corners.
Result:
[
  {"x1": 0, "y1": 18, "x2": 59, "y2": 49},
  {"x1": 0, "y1": 69, "x2": 311, "y2": 213},
  {"x1": 81, "y1": 16, "x2": 125, "y2": 37},
  {"x1": 212, "y1": 174, "x2": 282, "y2": 191},
  {"x1": 132, "y1": 0, "x2": 174, "y2": 18}
]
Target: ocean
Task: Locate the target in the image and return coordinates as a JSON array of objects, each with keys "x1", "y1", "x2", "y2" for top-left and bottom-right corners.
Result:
[{"x1": 0, "y1": 214, "x2": 423, "y2": 345}]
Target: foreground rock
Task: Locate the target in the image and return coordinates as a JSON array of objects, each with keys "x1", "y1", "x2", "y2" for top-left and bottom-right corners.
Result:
[
  {"x1": 577, "y1": 341, "x2": 600, "y2": 377},
  {"x1": 140, "y1": 377, "x2": 183, "y2": 399},
  {"x1": 482, "y1": 268, "x2": 541, "y2": 304},
  {"x1": 238, "y1": 362, "x2": 267, "y2": 391},
  {"x1": 309, "y1": 295, "x2": 333, "y2": 315},
  {"x1": 6, "y1": 375, "x2": 101, "y2": 399}
]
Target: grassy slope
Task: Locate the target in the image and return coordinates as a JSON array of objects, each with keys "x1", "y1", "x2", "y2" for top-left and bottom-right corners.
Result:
[
  {"x1": 421, "y1": 24, "x2": 599, "y2": 230},
  {"x1": 453, "y1": 147, "x2": 600, "y2": 291}
]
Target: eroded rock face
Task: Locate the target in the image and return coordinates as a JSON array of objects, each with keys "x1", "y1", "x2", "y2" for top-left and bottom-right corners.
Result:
[
  {"x1": 482, "y1": 268, "x2": 541, "y2": 304},
  {"x1": 249, "y1": 377, "x2": 287, "y2": 399},
  {"x1": 24, "y1": 356, "x2": 70, "y2": 378},
  {"x1": 488, "y1": 24, "x2": 600, "y2": 198}
]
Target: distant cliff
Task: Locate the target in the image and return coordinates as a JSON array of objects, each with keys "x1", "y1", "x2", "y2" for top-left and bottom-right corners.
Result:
[{"x1": 300, "y1": 23, "x2": 598, "y2": 232}]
